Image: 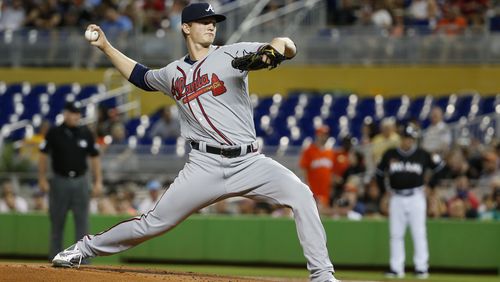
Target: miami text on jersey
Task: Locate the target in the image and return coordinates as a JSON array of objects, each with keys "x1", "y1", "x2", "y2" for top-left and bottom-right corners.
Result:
[
  {"x1": 389, "y1": 160, "x2": 423, "y2": 175},
  {"x1": 311, "y1": 158, "x2": 333, "y2": 169}
]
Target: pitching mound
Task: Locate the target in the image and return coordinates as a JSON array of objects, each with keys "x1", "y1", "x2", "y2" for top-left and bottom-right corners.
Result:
[{"x1": 0, "y1": 263, "x2": 268, "y2": 282}]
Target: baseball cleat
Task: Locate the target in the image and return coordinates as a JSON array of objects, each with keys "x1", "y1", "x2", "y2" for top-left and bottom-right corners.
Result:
[
  {"x1": 52, "y1": 244, "x2": 84, "y2": 268},
  {"x1": 384, "y1": 269, "x2": 405, "y2": 278},
  {"x1": 329, "y1": 275, "x2": 341, "y2": 282},
  {"x1": 415, "y1": 270, "x2": 429, "y2": 279}
]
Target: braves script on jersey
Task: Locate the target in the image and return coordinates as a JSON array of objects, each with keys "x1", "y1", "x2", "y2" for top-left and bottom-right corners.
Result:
[{"x1": 144, "y1": 43, "x2": 262, "y2": 146}]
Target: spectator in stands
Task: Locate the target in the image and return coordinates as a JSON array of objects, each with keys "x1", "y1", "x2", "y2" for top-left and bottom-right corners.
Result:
[
  {"x1": 447, "y1": 175, "x2": 479, "y2": 218},
  {"x1": 390, "y1": 9, "x2": 405, "y2": 38},
  {"x1": 332, "y1": 135, "x2": 353, "y2": 186},
  {"x1": 330, "y1": 0, "x2": 357, "y2": 26},
  {"x1": 20, "y1": 120, "x2": 51, "y2": 166},
  {"x1": 331, "y1": 180, "x2": 364, "y2": 220},
  {"x1": 435, "y1": 6, "x2": 467, "y2": 35},
  {"x1": 149, "y1": 105, "x2": 181, "y2": 141},
  {"x1": 168, "y1": 0, "x2": 188, "y2": 30},
  {"x1": 237, "y1": 198, "x2": 256, "y2": 214},
  {"x1": 422, "y1": 106, "x2": 452, "y2": 155},
  {"x1": 32, "y1": 189, "x2": 48, "y2": 213},
  {"x1": 371, "y1": 117, "x2": 400, "y2": 165},
  {"x1": 59, "y1": 0, "x2": 93, "y2": 28},
  {"x1": 0, "y1": 179, "x2": 28, "y2": 213},
  {"x1": 115, "y1": 188, "x2": 137, "y2": 216},
  {"x1": 448, "y1": 197, "x2": 467, "y2": 219},
  {"x1": 406, "y1": 0, "x2": 439, "y2": 29},
  {"x1": 479, "y1": 180, "x2": 500, "y2": 220},
  {"x1": 110, "y1": 122, "x2": 127, "y2": 145},
  {"x1": 24, "y1": 0, "x2": 61, "y2": 29},
  {"x1": 96, "y1": 107, "x2": 123, "y2": 142},
  {"x1": 458, "y1": 0, "x2": 488, "y2": 27},
  {"x1": 340, "y1": 150, "x2": 366, "y2": 196},
  {"x1": 38, "y1": 101, "x2": 102, "y2": 260},
  {"x1": 427, "y1": 189, "x2": 447, "y2": 218},
  {"x1": 444, "y1": 148, "x2": 471, "y2": 179},
  {"x1": 371, "y1": 1, "x2": 393, "y2": 31},
  {"x1": 361, "y1": 178, "x2": 383, "y2": 217},
  {"x1": 0, "y1": 0, "x2": 26, "y2": 31},
  {"x1": 300, "y1": 125, "x2": 335, "y2": 211},
  {"x1": 360, "y1": 118, "x2": 378, "y2": 146},
  {"x1": 90, "y1": 189, "x2": 118, "y2": 215},
  {"x1": 100, "y1": 5, "x2": 133, "y2": 37},
  {"x1": 141, "y1": 0, "x2": 169, "y2": 32},
  {"x1": 138, "y1": 180, "x2": 162, "y2": 214},
  {"x1": 477, "y1": 150, "x2": 500, "y2": 199}
]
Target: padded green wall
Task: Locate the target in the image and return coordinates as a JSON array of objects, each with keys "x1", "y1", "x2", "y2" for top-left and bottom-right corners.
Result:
[{"x1": 0, "y1": 214, "x2": 498, "y2": 270}]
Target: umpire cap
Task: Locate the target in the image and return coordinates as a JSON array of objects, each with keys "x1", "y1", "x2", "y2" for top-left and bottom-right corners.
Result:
[{"x1": 182, "y1": 3, "x2": 226, "y2": 23}]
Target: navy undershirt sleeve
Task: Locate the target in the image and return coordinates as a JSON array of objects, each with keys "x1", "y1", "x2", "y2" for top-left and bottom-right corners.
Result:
[{"x1": 128, "y1": 63, "x2": 156, "y2": 91}]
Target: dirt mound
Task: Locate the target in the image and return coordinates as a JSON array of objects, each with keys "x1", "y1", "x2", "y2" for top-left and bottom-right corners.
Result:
[{"x1": 0, "y1": 263, "x2": 268, "y2": 282}]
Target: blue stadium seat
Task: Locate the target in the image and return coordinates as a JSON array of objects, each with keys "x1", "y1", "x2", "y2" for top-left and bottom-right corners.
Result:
[
  {"x1": 349, "y1": 116, "x2": 365, "y2": 139},
  {"x1": 20, "y1": 84, "x2": 48, "y2": 120},
  {"x1": 254, "y1": 96, "x2": 273, "y2": 118},
  {"x1": 479, "y1": 95, "x2": 497, "y2": 115},
  {"x1": 47, "y1": 84, "x2": 77, "y2": 119},
  {"x1": 408, "y1": 96, "x2": 429, "y2": 119},
  {"x1": 384, "y1": 96, "x2": 402, "y2": 117},
  {"x1": 125, "y1": 118, "x2": 141, "y2": 136},
  {"x1": 433, "y1": 96, "x2": 449, "y2": 111},
  {"x1": 329, "y1": 95, "x2": 349, "y2": 119},
  {"x1": 446, "y1": 95, "x2": 473, "y2": 122},
  {"x1": 263, "y1": 133, "x2": 281, "y2": 146},
  {"x1": 355, "y1": 97, "x2": 375, "y2": 119},
  {"x1": 296, "y1": 113, "x2": 315, "y2": 137},
  {"x1": 303, "y1": 95, "x2": 323, "y2": 116},
  {"x1": 279, "y1": 94, "x2": 299, "y2": 117},
  {"x1": 78, "y1": 85, "x2": 99, "y2": 101}
]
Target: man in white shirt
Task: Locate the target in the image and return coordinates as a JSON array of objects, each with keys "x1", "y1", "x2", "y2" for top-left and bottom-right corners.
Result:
[
  {"x1": 0, "y1": 180, "x2": 28, "y2": 213},
  {"x1": 138, "y1": 180, "x2": 162, "y2": 214},
  {"x1": 422, "y1": 106, "x2": 452, "y2": 155}
]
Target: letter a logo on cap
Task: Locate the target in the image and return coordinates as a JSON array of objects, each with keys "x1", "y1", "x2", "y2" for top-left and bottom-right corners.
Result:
[{"x1": 205, "y1": 4, "x2": 214, "y2": 12}]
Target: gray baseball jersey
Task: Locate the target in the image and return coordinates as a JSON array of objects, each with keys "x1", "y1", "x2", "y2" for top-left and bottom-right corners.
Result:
[
  {"x1": 74, "y1": 43, "x2": 336, "y2": 281},
  {"x1": 145, "y1": 43, "x2": 261, "y2": 146}
]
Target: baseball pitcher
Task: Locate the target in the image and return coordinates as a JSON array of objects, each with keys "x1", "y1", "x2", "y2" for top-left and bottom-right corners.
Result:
[{"x1": 52, "y1": 3, "x2": 339, "y2": 282}]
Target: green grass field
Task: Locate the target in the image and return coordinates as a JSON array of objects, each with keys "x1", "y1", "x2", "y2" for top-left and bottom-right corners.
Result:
[
  {"x1": 131, "y1": 263, "x2": 499, "y2": 282},
  {"x1": 2, "y1": 259, "x2": 498, "y2": 282}
]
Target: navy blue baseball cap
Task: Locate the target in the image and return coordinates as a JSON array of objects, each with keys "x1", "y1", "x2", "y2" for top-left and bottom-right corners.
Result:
[{"x1": 182, "y1": 3, "x2": 226, "y2": 23}]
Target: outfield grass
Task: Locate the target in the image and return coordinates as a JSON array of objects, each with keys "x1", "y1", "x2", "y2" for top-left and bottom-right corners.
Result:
[
  {"x1": 1, "y1": 259, "x2": 498, "y2": 282},
  {"x1": 128, "y1": 262, "x2": 499, "y2": 282}
]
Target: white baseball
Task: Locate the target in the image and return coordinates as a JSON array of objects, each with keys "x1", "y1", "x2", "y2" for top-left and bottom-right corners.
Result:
[{"x1": 85, "y1": 29, "x2": 99, "y2": 41}]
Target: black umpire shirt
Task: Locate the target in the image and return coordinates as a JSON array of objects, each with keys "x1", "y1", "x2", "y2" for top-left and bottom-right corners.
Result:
[
  {"x1": 40, "y1": 123, "x2": 99, "y2": 177},
  {"x1": 375, "y1": 146, "x2": 445, "y2": 193}
]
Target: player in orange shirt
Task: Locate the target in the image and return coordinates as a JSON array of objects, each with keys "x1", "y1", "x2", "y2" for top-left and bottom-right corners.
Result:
[{"x1": 300, "y1": 125, "x2": 335, "y2": 209}]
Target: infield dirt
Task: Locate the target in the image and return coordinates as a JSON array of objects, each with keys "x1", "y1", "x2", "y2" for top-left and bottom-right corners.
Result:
[{"x1": 0, "y1": 263, "x2": 270, "y2": 282}]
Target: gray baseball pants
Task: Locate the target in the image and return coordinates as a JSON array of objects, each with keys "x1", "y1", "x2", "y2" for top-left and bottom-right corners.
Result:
[
  {"x1": 77, "y1": 149, "x2": 335, "y2": 281},
  {"x1": 49, "y1": 174, "x2": 90, "y2": 259}
]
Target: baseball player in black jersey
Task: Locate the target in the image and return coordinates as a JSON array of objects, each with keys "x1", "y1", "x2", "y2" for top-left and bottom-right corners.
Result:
[{"x1": 376, "y1": 124, "x2": 445, "y2": 279}]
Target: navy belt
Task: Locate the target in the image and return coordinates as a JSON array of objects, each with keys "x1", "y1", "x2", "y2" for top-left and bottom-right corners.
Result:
[
  {"x1": 191, "y1": 141, "x2": 258, "y2": 158},
  {"x1": 393, "y1": 189, "x2": 415, "y2": 197}
]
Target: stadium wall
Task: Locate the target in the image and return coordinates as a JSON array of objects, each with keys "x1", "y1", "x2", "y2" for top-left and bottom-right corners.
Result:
[
  {"x1": 1, "y1": 213, "x2": 499, "y2": 271},
  {"x1": 2, "y1": 66, "x2": 500, "y2": 114}
]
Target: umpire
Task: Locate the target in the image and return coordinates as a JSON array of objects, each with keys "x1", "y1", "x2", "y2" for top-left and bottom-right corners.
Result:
[
  {"x1": 376, "y1": 124, "x2": 445, "y2": 279},
  {"x1": 38, "y1": 101, "x2": 102, "y2": 260}
]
